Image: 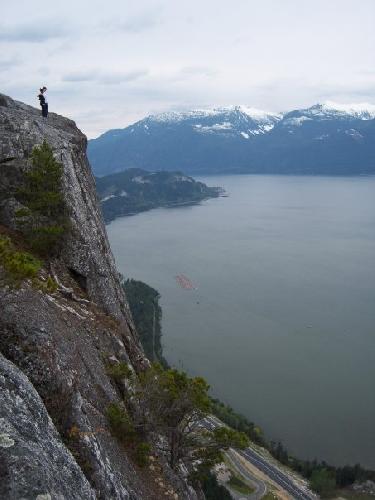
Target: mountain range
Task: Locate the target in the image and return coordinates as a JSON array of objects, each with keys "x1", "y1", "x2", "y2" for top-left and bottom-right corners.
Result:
[{"x1": 88, "y1": 102, "x2": 375, "y2": 176}]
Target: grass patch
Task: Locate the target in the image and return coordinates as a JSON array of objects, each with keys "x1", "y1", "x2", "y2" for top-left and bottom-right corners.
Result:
[
  {"x1": 261, "y1": 493, "x2": 278, "y2": 500},
  {"x1": 0, "y1": 235, "x2": 41, "y2": 285},
  {"x1": 228, "y1": 474, "x2": 254, "y2": 495},
  {"x1": 0, "y1": 233, "x2": 58, "y2": 293}
]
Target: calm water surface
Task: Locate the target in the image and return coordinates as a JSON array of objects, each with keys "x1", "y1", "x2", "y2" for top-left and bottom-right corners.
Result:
[{"x1": 107, "y1": 175, "x2": 375, "y2": 467}]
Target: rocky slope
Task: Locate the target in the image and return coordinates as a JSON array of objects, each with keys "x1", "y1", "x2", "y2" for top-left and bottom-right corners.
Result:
[
  {"x1": 88, "y1": 103, "x2": 375, "y2": 176},
  {"x1": 0, "y1": 93, "x2": 197, "y2": 499}
]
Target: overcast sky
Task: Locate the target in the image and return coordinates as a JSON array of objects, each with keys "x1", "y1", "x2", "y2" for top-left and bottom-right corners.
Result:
[{"x1": 1, "y1": 0, "x2": 374, "y2": 137}]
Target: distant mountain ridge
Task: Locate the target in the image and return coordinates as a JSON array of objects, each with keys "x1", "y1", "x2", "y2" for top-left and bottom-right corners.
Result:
[{"x1": 88, "y1": 102, "x2": 375, "y2": 176}]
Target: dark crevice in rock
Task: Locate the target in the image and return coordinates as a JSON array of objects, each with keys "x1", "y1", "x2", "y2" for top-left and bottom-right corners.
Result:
[
  {"x1": 0, "y1": 157, "x2": 15, "y2": 164},
  {"x1": 68, "y1": 267, "x2": 88, "y2": 292}
]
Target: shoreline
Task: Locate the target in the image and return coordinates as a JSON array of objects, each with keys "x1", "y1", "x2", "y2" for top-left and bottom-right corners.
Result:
[{"x1": 104, "y1": 189, "x2": 227, "y2": 224}]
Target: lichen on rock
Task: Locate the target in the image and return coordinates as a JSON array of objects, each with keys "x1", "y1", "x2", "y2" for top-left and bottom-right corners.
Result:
[{"x1": 0, "y1": 432, "x2": 15, "y2": 448}]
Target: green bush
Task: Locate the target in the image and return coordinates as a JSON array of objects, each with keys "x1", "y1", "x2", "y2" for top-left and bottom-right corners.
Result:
[
  {"x1": 0, "y1": 235, "x2": 41, "y2": 284},
  {"x1": 106, "y1": 362, "x2": 133, "y2": 383},
  {"x1": 28, "y1": 225, "x2": 67, "y2": 255},
  {"x1": 106, "y1": 402, "x2": 152, "y2": 467},
  {"x1": 16, "y1": 141, "x2": 69, "y2": 256},
  {"x1": 227, "y1": 475, "x2": 253, "y2": 494},
  {"x1": 37, "y1": 275, "x2": 58, "y2": 293},
  {"x1": 134, "y1": 442, "x2": 151, "y2": 467},
  {"x1": 309, "y1": 468, "x2": 336, "y2": 497},
  {"x1": 14, "y1": 207, "x2": 31, "y2": 218},
  {"x1": 106, "y1": 403, "x2": 137, "y2": 445}
]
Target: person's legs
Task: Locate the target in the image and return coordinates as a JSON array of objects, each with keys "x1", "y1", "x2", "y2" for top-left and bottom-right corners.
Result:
[{"x1": 42, "y1": 103, "x2": 48, "y2": 118}]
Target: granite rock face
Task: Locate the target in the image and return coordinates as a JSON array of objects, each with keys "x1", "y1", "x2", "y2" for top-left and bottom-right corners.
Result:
[
  {"x1": 0, "y1": 94, "x2": 196, "y2": 499},
  {"x1": 0, "y1": 353, "x2": 96, "y2": 500},
  {"x1": 0, "y1": 92, "x2": 134, "y2": 325}
]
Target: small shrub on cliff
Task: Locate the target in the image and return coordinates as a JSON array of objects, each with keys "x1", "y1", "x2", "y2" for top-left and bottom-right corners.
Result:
[
  {"x1": 0, "y1": 235, "x2": 41, "y2": 285},
  {"x1": 105, "y1": 361, "x2": 133, "y2": 383},
  {"x1": 15, "y1": 141, "x2": 70, "y2": 256},
  {"x1": 36, "y1": 275, "x2": 58, "y2": 293},
  {"x1": 106, "y1": 403, "x2": 152, "y2": 467},
  {"x1": 134, "y1": 442, "x2": 151, "y2": 467},
  {"x1": 106, "y1": 403, "x2": 137, "y2": 445}
]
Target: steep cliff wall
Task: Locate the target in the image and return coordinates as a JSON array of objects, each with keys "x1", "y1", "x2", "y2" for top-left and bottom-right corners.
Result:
[
  {"x1": 0, "y1": 92, "x2": 135, "y2": 327},
  {"x1": 0, "y1": 94, "x2": 196, "y2": 499}
]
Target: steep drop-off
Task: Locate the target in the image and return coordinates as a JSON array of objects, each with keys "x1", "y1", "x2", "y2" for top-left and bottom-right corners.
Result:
[{"x1": 0, "y1": 94, "x2": 197, "y2": 499}]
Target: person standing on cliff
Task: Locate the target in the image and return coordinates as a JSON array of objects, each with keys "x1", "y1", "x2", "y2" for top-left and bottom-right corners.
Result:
[{"x1": 38, "y1": 86, "x2": 48, "y2": 118}]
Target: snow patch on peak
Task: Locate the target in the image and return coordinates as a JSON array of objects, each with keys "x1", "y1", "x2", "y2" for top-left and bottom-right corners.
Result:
[
  {"x1": 236, "y1": 105, "x2": 282, "y2": 122},
  {"x1": 323, "y1": 101, "x2": 375, "y2": 119},
  {"x1": 195, "y1": 122, "x2": 233, "y2": 133},
  {"x1": 148, "y1": 109, "x2": 221, "y2": 123},
  {"x1": 284, "y1": 116, "x2": 312, "y2": 127},
  {"x1": 147, "y1": 105, "x2": 281, "y2": 124},
  {"x1": 132, "y1": 176, "x2": 151, "y2": 184}
]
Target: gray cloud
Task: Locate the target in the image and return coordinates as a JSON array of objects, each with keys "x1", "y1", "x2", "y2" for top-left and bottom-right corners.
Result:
[
  {"x1": 63, "y1": 70, "x2": 100, "y2": 82},
  {"x1": 62, "y1": 69, "x2": 148, "y2": 84},
  {"x1": 98, "y1": 70, "x2": 149, "y2": 84},
  {"x1": 100, "y1": 6, "x2": 163, "y2": 35},
  {"x1": 179, "y1": 66, "x2": 218, "y2": 78},
  {"x1": 0, "y1": 20, "x2": 71, "y2": 43},
  {"x1": 0, "y1": 56, "x2": 21, "y2": 70},
  {"x1": 115, "y1": 9, "x2": 162, "y2": 33}
]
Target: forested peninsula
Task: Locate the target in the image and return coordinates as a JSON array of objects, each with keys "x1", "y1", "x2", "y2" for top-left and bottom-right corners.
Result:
[{"x1": 95, "y1": 168, "x2": 224, "y2": 223}]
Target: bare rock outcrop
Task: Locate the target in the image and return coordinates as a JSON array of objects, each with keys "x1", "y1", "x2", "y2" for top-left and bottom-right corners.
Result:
[{"x1": 0, "y1": 353, "x2": 96, "y2": 500}]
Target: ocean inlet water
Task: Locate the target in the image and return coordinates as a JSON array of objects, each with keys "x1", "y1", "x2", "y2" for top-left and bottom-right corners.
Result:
[{"x1": 106, "y1": 174, "x2": 375, "y2": 468}]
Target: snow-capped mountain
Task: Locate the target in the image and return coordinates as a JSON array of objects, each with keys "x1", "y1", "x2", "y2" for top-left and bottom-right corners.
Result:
[
  {"x1": 136, "y1": 105, "x2": 282, "y2": 138},
  {"x1": 88, "y1": 103, "x2": 375, "y2": 176},
  {"x1": 282, "y1": 102, "x2": 375, "y2": 126}
]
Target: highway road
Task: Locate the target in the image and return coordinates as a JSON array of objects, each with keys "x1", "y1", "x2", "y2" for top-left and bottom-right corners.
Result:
[
  {"x1": 203, "y1": 416, "x2": 316, "y2": 500},
  {"x1": 239, "y1": 447, "x2": 315, "y2": 500},
  {"x1": 226, "y1": 449, "x2": 267, "y2": 500}
]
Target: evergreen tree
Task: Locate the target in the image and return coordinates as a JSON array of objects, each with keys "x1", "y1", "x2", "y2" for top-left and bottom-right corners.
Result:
[
  {"x1": 16, "y1": 141, "x2": 69, "y2": 255},
  {"x1": 131, "y1": 364, "x2": 249, "y2": 469}
]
